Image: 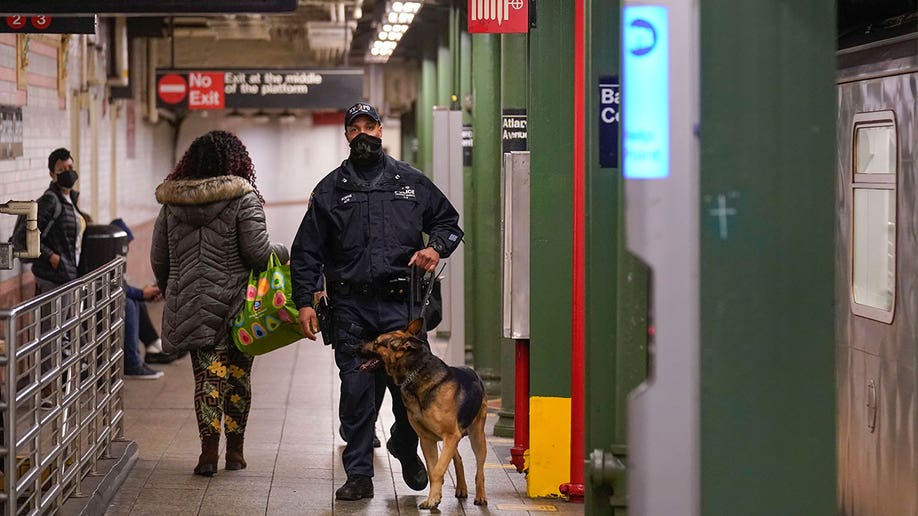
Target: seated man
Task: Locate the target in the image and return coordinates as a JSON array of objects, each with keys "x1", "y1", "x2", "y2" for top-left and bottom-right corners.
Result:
[{"x1": 124, "y1": 284, "x2": 164, "y2": 379}]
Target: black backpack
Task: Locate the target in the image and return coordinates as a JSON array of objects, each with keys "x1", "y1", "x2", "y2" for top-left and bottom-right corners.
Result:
[{"x1": 8, "y1": 197, "x2": 62, "y2": 264}]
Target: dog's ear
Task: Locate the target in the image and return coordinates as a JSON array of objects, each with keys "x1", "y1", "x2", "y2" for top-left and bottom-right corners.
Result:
[
  {"x1": 405, "y1": 336, "x2": 425, "y2": 351},
  {"x1": 406, "y1": 318, "x2": 425, "y2": 336}
]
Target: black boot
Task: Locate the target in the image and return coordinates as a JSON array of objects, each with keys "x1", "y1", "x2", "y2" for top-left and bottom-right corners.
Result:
[
  {"x1": 194, "y1": 434, "x2": 220, "y2": 476},
  {"x1": 225, "y1": 434, "x2": 246, "y2": 470},
  {"x1": 387, "y1": 439, "x2": 428, "y2": 491},
  {"x1": 335, "y1": 475, "x2": 374, "y2": 500}
]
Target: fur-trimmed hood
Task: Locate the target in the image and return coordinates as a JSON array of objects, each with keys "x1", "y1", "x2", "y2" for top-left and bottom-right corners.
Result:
[{"x1": 155, "y1": 175, "x2": 254, "y2": 205}]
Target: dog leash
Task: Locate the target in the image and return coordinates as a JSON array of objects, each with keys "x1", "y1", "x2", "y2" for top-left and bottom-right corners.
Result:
[
  {"x1": 418, "y1": 263, "x2": 445, "y2": 321},
  {"x1": 409, "y1": 263, "x2": 445, "y2": 324}
]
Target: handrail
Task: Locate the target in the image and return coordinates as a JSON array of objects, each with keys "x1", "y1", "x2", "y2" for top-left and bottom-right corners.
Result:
[{"x1": 0, "y1": 257, "x2": 126, "y2": 515}]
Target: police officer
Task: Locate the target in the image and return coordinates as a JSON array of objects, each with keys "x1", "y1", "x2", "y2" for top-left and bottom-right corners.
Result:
[{"x1": 291, "y1": 102, "x2": 463, "y2": 501}]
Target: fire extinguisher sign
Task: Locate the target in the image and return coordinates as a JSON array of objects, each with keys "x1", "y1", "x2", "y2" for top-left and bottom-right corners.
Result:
[{"x1": 468, "y1": 0, "x2": 529, "y2": 33}]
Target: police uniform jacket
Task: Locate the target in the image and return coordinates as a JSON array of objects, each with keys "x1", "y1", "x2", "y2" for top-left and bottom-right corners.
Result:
[{"x1": 291, "y1": 155, "x2": 463, "y2": 309}]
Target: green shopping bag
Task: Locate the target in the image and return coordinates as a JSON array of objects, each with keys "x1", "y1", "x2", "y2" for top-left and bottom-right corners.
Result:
[{"x1": 231, "y1": 252, "x2": 304, "y2": 355}]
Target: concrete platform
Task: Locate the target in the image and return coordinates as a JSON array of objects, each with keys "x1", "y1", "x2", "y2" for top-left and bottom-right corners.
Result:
[{"x1": 103, "y1": 337, "x2": 582, "y2": 515}]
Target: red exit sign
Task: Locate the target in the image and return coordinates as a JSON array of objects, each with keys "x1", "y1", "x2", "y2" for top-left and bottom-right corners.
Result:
[
  {"x1": 188, "y1": 72, "x2": 224, "y2": 110},
  {"x1": 468, "y1": 0, "x2": 528, "y2": 33},
  {"x1": 156, "y1": 72, "x2": 224, "y2": 110}
]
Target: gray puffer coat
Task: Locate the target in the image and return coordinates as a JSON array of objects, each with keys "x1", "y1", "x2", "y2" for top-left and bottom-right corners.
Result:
[{"x1": 151, "y1": 176, "x2": 288, "y2": 354}]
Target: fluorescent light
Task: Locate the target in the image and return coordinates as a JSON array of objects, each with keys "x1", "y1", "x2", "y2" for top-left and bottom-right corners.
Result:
[{"x1": 367, "y1": 0, "x2": 423, "y2": 63}]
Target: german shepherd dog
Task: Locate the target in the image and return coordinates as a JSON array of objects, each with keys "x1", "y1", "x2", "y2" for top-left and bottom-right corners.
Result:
[{"x1": 360, "y1": 318, "x2": 488, "y2": 510}]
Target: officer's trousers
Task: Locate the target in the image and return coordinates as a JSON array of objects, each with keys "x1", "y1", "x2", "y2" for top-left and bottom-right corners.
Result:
[{"x1": 332, "y1": 293, "x2": 424, "y2": 478}]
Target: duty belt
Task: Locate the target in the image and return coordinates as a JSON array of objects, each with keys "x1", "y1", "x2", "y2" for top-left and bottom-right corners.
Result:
[{"x1": 328, "y1": 278, "x2": 413, "y2": 300}]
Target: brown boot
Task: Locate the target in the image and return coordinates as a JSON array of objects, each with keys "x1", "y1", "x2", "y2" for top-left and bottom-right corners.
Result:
[
  {"x1": 194, "y1": 434, "x2": 220, "y2": 476},
  {"x1": 225, "y1": 434, "x2": 246, "y2": 470}
]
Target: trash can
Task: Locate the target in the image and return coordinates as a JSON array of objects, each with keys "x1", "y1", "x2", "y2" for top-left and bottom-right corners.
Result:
[{"x1": 78, "y1": 223, "x2": 129, "y2": 276}]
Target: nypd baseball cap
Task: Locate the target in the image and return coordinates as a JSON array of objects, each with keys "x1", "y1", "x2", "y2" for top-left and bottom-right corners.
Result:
[{"x1": 344, "y1": 102, "x2": 382, "y2": 127}]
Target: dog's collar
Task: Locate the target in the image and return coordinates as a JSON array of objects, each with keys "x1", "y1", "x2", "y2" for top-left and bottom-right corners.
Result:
[{"x1": 399, "y1": 368, "x2": 421, "y2": 387}]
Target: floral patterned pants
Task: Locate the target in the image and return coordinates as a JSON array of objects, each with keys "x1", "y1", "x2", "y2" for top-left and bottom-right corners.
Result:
[{"x1": 191, "y1": 344, "x2": 254, "y2": 438}]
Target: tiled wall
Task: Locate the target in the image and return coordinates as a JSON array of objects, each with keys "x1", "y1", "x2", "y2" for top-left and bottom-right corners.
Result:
[
  {"x1": 0, "y1": 33, "x2": 376, "y2": 308},
  {"x1": 0, "y1": 34, "x2": 168, "y2": 306}
]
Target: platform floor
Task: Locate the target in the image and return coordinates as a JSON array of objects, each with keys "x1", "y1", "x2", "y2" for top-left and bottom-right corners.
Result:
[{"x1": 103, "y1": 336, "x2": 582, "y2": 515}]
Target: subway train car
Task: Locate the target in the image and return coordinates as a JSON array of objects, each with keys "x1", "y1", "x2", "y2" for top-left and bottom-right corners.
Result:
[{"x1": 836, "y1": 6, "x2": 918, "y2": 514}]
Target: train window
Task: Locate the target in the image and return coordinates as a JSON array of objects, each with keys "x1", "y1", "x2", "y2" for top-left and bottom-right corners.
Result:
[
  {"x1": 852, "y1": 189, "x2": 895, "y2": 311},
  {"x1": 850, "y1": 111, "x2": 897, "y2": 323},
  {"x1": 855, "y1": 125, "x2": 896, "y2": 176}
]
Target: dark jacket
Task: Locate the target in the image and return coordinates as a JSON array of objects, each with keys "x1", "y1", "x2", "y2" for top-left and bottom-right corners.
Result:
[
  {"x1": 290, "y1": 155, "x2": 463, "y2": 309},
  {"x1": 31, "y1": 183, "x2": 85, "y2": 286},
  {"x1": 151, "y1": 176, "x2": 287, "y2": 354}
]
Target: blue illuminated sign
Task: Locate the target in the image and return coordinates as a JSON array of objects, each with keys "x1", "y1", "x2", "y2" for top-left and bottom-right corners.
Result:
[{"x1": 622, "y1": 6, "x2": 669, "y2": 179}]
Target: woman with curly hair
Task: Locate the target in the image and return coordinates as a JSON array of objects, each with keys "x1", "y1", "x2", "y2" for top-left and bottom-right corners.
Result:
[{"x1": 151, "y1": 130, "x2": 288, "y2": 476}]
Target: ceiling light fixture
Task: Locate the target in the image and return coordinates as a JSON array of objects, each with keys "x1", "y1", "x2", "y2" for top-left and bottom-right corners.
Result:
[{"x1": 365, "y1": 1, "x2": 423, "y2": 63}]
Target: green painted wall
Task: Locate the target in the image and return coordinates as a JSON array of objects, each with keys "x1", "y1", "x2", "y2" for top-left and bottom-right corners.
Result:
[
  {"x1": 529, "y1": 1, "x2": 574, "y2": 397},
  {"x1": 470, "y1": 33, "x2": 502, "y2": 392},
  {"x1": 699, "y1": 1, "x2": 836, "y2": 514}
]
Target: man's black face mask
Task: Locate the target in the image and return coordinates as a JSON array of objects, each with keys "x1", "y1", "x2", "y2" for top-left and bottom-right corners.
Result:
[
  {"x1": 349, "y1": 133, "x2": 383, "y2": 166},
  {"x1": 56, "y1": 169, "x2": 79, "y2": 189}
]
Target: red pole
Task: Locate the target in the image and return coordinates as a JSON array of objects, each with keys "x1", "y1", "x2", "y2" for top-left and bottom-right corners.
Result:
[
  {"x1": 510, "y1": 339, "x2": 530, "y2": 472},
  {"x1": 560, "y1": 0, "x2": 586, "y2": 503}
]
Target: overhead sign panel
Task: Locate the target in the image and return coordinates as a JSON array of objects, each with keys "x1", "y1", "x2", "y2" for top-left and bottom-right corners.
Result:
[
  {"x1": 2, "y1": 15, "x2": 95, "y2": 33},
  {"x1": 0, "y1": 0, "x2": 296, "y2": 15},
  {"x1": 156, "y1": 69, "x2": 364, "y2": 111},
  {"x1": 468, "y1": 0, "x2": 529, "y2": 33}
]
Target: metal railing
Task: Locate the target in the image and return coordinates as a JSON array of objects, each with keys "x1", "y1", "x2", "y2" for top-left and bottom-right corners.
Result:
[{"x1": 0, "y1": 258, "x2": 126, "y2": 515}]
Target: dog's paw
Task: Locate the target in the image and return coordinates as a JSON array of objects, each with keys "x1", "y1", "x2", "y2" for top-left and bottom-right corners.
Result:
[
  {"x1": 419, "y1": 498, "x2": 442, "y2": 511},
  {"x1": 455, "y1": 486, "x2": 468, "y2": 499},
  {"x1": 473, "y1": 497, "x2": 488, "y2": 506}
]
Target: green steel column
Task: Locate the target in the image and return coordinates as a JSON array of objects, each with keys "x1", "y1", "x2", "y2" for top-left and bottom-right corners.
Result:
[
  {"x1": 461, "y1": 30, "x2": 475, "y2": 365},
  {"x1": 449, "y1": 5, "x2": 462, "y2": 110},
  {"x1": 417, "y1": 53, "x2": 436, "y2": 175},
  {"x1": 437, "y1": 30, "x2": 451, "y2": 106},
  {"x1": 493, "y1": 32, "x2": 528, "y2": 438},
  {"x1": 527, "y1": 1, "x2": 574, "y2": 496},
  {"x1": 460, "y1": 30, "x2": 471, "y2": 112},
  {"x1": 529, "y1": 2, "x2": 573, "y2": 401},
  {"x1": 470, "y1": 33, "x2": 502, "y2": 394},
  {"x1": 583, "y1": 0, "x2": 647, "y2": 513},
  {"x1": 699, "y1": 1, "x2": 836, "y2": 514}
]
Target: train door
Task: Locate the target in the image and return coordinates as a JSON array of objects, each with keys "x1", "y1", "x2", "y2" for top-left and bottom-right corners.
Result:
[{"x1": 836, "y1": 35, "x2": 918, "y2": 515}]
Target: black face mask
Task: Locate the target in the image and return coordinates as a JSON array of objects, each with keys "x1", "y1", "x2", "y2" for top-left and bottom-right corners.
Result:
[
  {"x1": 56, "y1": 169, "x2": 79, "y2": 189},
  {"x1": 349, "y1": 133, "x2": 383, "y2": 167}
]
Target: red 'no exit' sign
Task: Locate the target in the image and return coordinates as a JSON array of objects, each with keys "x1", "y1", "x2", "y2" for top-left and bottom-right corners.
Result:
[
  {"x1": 157, "y1": 74, "x2": 187, "y2": 104},
  {"x1": 468, "y1": 0, "x2": 528, "y2": 33}
]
